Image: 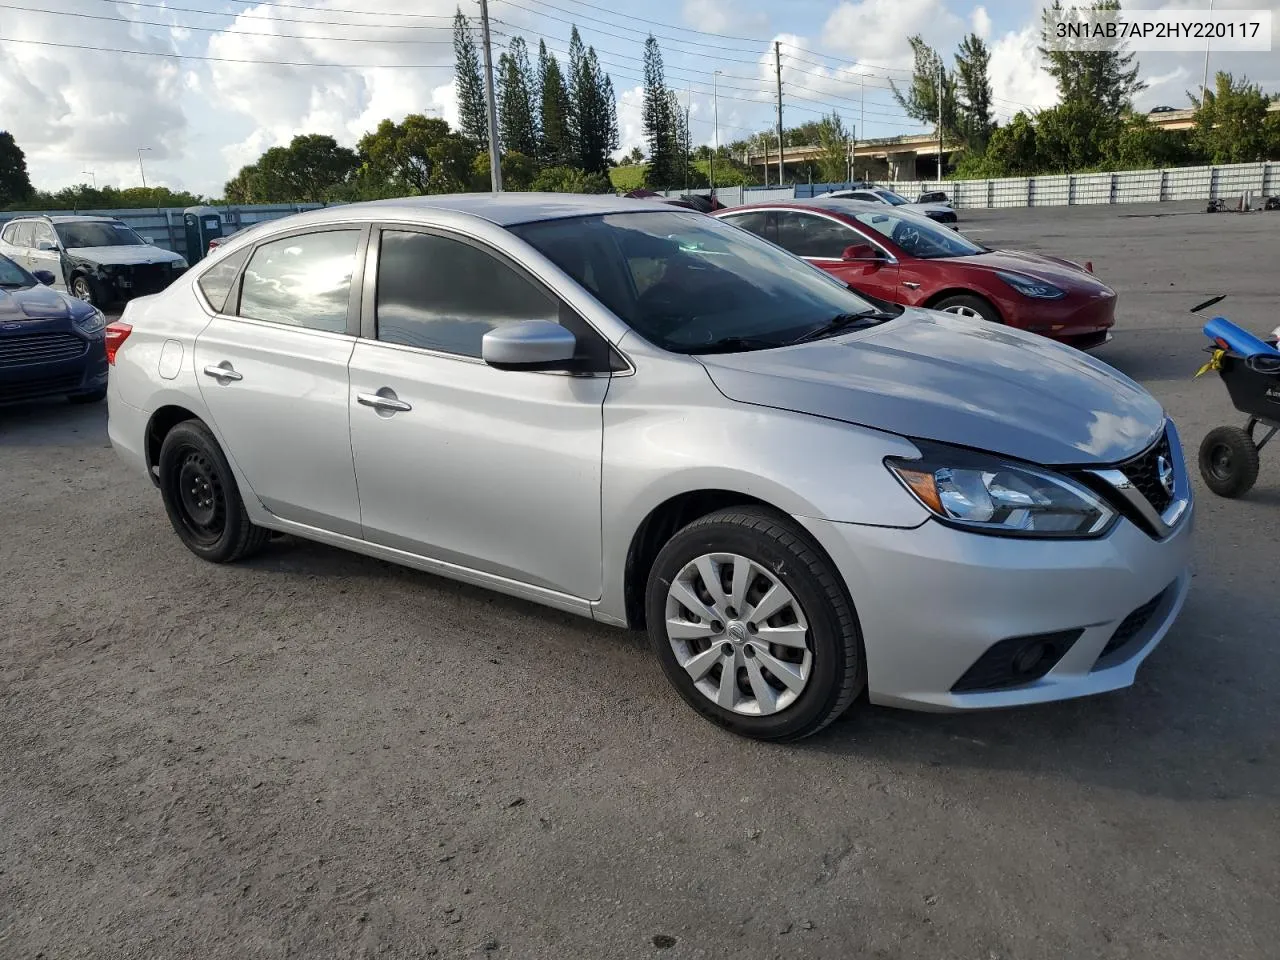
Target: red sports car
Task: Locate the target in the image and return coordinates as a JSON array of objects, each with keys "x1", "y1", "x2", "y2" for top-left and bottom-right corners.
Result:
[{"x1": 714, "y1": 198, "x2": 1116, "y2": 350}]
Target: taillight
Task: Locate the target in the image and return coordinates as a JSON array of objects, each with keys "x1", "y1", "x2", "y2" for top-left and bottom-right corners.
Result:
[
  {"x1": 1085, "y1": 261, "x2": 1094, "y2": 273},
  {"x1": 105, "y1": 322, "x2": 132, "y2": 365}
]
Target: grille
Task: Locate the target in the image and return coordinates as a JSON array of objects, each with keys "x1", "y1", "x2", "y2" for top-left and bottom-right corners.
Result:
[
  {"x1": 1098, "y1": 588, "x2": 1168, "y2": 660},
  {"x1": 1119, "y1": 430, "x2": 1174, "y2": 514},
  {"x1": 0, "y1": 331, "x2": 88, "y2": 368},
  {"x1": 125, "y1": 262, "x2": 180, "y2": 296},
  {"x1": 951, "y1": 629, "x2": 1083, "y2": 693},
  {"x1": 0, "y1": 372, "x2": 84, "y2": 401}
]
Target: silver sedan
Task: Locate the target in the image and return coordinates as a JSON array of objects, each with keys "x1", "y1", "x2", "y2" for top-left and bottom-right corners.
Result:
[{"x1": 106, "y1": 194, "x2": 1192, "y2": 740}]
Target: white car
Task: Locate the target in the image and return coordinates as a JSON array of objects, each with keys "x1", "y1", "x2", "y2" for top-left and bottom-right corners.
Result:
[
  {"x1": 819, "y1": 187, "x2": 959, "y2": 225},
  {"x1": 106, "y1": 194, "x2": 1191, "y2": 741}
]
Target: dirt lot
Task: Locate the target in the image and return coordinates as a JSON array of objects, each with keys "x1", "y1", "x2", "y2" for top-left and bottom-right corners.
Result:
[{"x1": 2, "y1": 204, "x2": 1279, "y2": 960}]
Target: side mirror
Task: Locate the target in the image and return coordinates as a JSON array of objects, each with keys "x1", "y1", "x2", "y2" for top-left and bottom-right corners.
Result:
[
  {"x1": 842, "y1": 243, "x2": 883, "y2": 262},
  {"x1": 32, "y1": 269, "x2": 56, "y2": 286},
  {"x1": 482, "y1": 320, "x2": 576, "y2": 369},
  {"x1": 142, "y1": 236, "x2": 156, "y2": 245},
  {"x1": 36, "y1": 240, "x2": 57, "y2": 252}
]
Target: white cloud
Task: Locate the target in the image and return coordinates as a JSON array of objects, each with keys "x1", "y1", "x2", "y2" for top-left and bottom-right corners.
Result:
[
  {"x1": 988, "y1": 25, "x2": 1059, "y2": 118},
  {"x1": 682, "y1": 0, "x2": 769, "y2": 35},
  {"x1": 972, "y1": 6, "x2": 992, "y2": 41},
  {"x1": 821, "y1": 0, "x2": 963, "y2": 67}
]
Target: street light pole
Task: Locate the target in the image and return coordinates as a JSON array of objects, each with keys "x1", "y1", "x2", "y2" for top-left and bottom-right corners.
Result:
[
  {"x1": 711, "y1": 70, "x2": 721, "y2": 199},
  {"x1": 478, "y1": 0, "x2": 503, "y2": 191},
  {"x1": 82, "y1": 170, "x2": 96, "y2": 189},
  {"x1": 137, "y1": 147, "x2": 152, "y2": 189},
  {"x1": 1202, "y1": 0, "x2": 1215, "y2": 98}
]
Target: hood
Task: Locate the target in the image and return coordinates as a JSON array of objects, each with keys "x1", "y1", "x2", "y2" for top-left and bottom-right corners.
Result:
[
  {"x1": 964, "y1": 248, "x2": 1107, "y2": 290},
  {"x1": 0, "y1": 283, "x2": 80, "y2": 322},
  {"x1": 697, "y1": 308, "x2": 1164, "y2": 466},
  {"x1": 67, "y1": 245, "x2": 185, "y2": 266},
  {"x1": 903, "y1": 203, "x2": 955, "y2": 217}
]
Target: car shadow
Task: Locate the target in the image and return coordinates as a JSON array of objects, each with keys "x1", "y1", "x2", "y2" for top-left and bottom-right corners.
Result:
[{"x1": 0, "y1": 398, "x2": 108, "y2": 446}]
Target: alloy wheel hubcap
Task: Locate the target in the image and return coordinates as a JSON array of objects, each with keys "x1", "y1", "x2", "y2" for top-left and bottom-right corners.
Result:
[
  {"x1": 943, "y1": 304, "x2": 982, "y2": 319},
  {"x1": 74, "y1": 281, "x2": 91, "y2": 301},
  {"x1": 665, "y1": 553, "x2": 812, "y2": 716}
]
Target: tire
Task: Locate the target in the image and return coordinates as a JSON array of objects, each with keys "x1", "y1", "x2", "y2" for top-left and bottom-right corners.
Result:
[
  {"x1": 70, "y1": 274, "x2": 98, "y2": 307},
  {"x1": 157, "y1": 419, "x2": 269, "y2": 563},
  {"x1": 645, "y1": 507, "x2": 865, "y2": 741},
  {"x1": 67, "y1": 386, "x2": 107, "y2": 404},
  {"x1": 932, "y1": 293, "x2": 1001, "y2": 324},
  {"x1": 1198, "y1": 426, "x2": 1260, "y2": 498}
]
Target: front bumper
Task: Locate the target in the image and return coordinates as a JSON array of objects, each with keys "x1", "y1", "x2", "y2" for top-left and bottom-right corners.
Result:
[
  {"x1": 0, "y1": 335, "x2": 107, "y2": 403},
  {"x1": 102, "y1": 264, "x2": 186, "y2": 301},
  {"x1": 799, "y1": 502, "x2": 1194, "y2": 711}
]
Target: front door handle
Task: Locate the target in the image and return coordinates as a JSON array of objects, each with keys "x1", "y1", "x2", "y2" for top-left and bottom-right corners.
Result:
[
  {"x1": 203, "y1": 362, "x2": 243, "y2": 383},
  {"x1": 903, "y1": 281, "x2": 921, "y2": 290},
  {"x1": 357, "y1": 391, "x2": 413, "y2": 414}
]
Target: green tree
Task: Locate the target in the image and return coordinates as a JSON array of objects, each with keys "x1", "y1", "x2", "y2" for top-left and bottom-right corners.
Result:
[
  {"x1": 1033, "y1": 100, "x2": 1120, "y2": 172},
  {"x1": 959, "y1": 111, "x2": 1039, "y2": 176},
  {"x1": 1103, "y1": 115, "x2": 1196, "y2": 169},
  {"x1": 892, "y1": 35, "x2": 959, "y2": 141},
  {"x1": 642, "y1": 36, "x2": 680, "y2": 188},
  {"x1": 225, "y1": 134, "x2": 358, "y2": 202},
  {"x1": 569, "y1": 31, "x2": 618, "y2": 176},
  {"x1": 498, "y1": 37, "x2": 539, "y2": 159},
  {"x1": 1039, "y1": 0, "x2": 1144, "y2": 118},
  {"x1": 0, "y1": 131, "x2": 34, "y2": 208},
  {"x1": 357, "y1": 115, "x2": 478, "y2": 195},
  {"x1": 954, "y1": 34, "x2": 995, "y2": 153},
  {"x1": 472, "y1": 150, "x2": 539, "y2": 191},
  {"x1": 537, "y1": 41, "x2": 574, "y2": 167},
  {"x1": 1190, "y1": 72, "x2": 1280, "y2": 164},
  {"x1": 530, "y1": 165, "x2": 613, "y2": 193},
  {"x1": 815, "y1": 112, "x2": 852, "y2": 182},
  {"x1": 453, "y1": 8, "x2": 489, "y2": 150}
]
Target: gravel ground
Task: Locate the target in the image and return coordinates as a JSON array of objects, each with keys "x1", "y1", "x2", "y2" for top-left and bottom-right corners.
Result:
[{"x1": 2, "y1": 203, "x2": 1278, "y2": 960}]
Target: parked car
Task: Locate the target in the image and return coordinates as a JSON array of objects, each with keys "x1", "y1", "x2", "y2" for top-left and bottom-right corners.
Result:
[
  {"x1": 818, "y1": 186, "x2": 958, "y2": 224},
  {"x1": 0, "y1": 252, "x2": 109, "y2": 404},
  {"x1": 0, "y1": 215, "x2": 187, "y2": 308},
  {"x1": 108, "y1": 194, "x2": 1191, "y2": 741},
  {"x1": 915, "y1": 190, "x2": 951, "y2": 205},
  {"x1": 716, "y1": 199, "x2": 1115, "y2": 351}
]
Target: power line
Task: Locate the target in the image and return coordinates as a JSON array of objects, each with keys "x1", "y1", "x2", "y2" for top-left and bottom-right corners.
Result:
[
  {"x1": 8, "y1": 3, "x2": 460, "y2": 43},
  {"x1": 0, "y1": 35, "x2": 458, "y2": 68},
  {"x1": 96, "y1": 0, "x2": 466, "y2": 31},
  {"x1": 98, "y1": 0, "x2": 461, "y2": 22}
]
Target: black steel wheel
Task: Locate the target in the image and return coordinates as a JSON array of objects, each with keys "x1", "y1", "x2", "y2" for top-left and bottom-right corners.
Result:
[
  {"x1": 1198, "y1": 426, "x2": 1260, "y2": 498},
  {"x1": 158, "y1": 419, "x2": 268, "y2": 562}
]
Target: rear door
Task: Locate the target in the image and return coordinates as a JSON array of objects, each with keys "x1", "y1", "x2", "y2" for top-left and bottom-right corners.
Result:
[
  {"x1": 193, "y1": 226, "x2": 366, "y2": 536},
  {"x1": 347, "y1": 225, "x2": 612, "y2": 599},
  {"x1": 773, "y1": 210, "x2": 900, "y2": 300}
]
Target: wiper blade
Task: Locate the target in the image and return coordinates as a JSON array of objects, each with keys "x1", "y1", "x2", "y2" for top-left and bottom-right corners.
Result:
[
  {"x1": 686, "y1": 336, "x2": 788, "y2": 355},
  {"x1": 789, "y1": 310, "x2": 897, "y2": 344}
]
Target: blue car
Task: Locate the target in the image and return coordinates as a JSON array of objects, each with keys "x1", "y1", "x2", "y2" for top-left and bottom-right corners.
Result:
[{"x1": 0, "y1": 252, "x2": 108, "y2": 404}]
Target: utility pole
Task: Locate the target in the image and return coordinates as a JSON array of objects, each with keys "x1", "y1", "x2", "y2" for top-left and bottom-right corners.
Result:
[
  {"x1": 764, "y1": 139, "x2": 769, "y2": 187},
  {"x1": 936, "y1": 64, "x2": 944, "y2": 184},
  {"x1": 1202, "y1": 0, "x2": 1215, "y2": 97},
  {"x1": 685, "y1": 85, "x2": 692, "y2": 193},
  {"x1": 478, "y1": 0, "x2": 502, "y2": 191},
  {"x1": 137, "y1": 147, "x2": 152, "y2": 189},
  {"x1": 774, "y1": 41, "x2": 785, "y2": 185},
  {"x1": 711, "y1": 70, "x2": 721, "y2": 199}
]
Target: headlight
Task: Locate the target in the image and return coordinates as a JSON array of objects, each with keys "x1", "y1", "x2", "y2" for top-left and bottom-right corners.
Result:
[
  {"x1": 996, "y1": 271, "x2": 1066, "y2": 300},
  {"x1": 73, "y1": 307, "x2": 107, "y2": 336},
  {"x1": 172, "y1": 258, "x2": 188, "y2": 269},
  {"x1": 886, "y1": 441, "x2": 1115, "y2": 538}
]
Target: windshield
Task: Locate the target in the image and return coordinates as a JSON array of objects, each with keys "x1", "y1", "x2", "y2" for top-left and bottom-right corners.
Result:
[
  {"x1": 873, "y1": 190, "x2": 910, "y2": 206},
  {"x1": 510, "y1": 211, "x2": 881, "y2": 353},
  {"x1": 850, "y1": 209, "x2": 986, "y2": 259},
  {"x1": 55, "y1": 221, "x2": 146, "y2": 249},
  {"x1": 0, "y1": 253, "x2": 34, "y2": 287}
]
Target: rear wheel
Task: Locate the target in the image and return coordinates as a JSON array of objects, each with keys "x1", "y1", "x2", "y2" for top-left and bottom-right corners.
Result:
[
  {"x1": 1198, "y1": 426, "x2": 1260, "y2": 498},
  {"x1": 645, "y1": 507, "x2": 865, "y2": 741},
  {"x1": 933, "y1": 293, "x2": 1001, "y2": 324},
  {"x1": 158, "y1": 420, "x2": 268, "y2": 562}
]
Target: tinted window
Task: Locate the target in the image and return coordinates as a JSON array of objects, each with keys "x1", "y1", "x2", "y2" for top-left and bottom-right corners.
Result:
[
  {"x1": 11, "y1": 223, "x2": 34, "y2": 248},
  {"x1": 197, "y1": 247, "x2": 250, "y2": 314},
  {"x1": 31, "y1": 223, "x2": 57, "y2": 248},
  {"x1": 848, "y1": 192, "x2": 879, "y2": 202},
  {"x1": 0, "y1": 223, "x2": 15, "y2": 243},
  {"x1": 511, "y1": 212, "x2": 880, "y2": 355},
  {"x1": 720, "y1": 211, "x2": 769, "y2": 239},
  {"x1": 375, "y1": 230, "x2": 558, "y2": 358},
  {"x1": 0, "y1": 254, "x2": 33, "y2": 286},
  {"x1": 238, "y1": 230, "x2": 359, "y2": 332},
  {"x1": 775, "y1": 212, "x2": 858, "y2": 259},
  {"x1": 55, "y1": 221, "x2": 146, "y2": 248},
  {"x1": 851, "y1": 210, "x2": 985, "y2": 259}
]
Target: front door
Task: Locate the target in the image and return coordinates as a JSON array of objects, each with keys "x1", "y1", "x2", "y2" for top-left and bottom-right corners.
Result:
[
  {"x1": 773, "y1": 210, "x2": 901, "y2": 300},
  {"x1": 193, "y1": 226, "x2": 365, "y2": 536},
  {"x1": 28, "y1": 222, "x2": 66, "y2": 290},
  {"x1": 348, "y1": 226, "x2": 609, "y2": 600}
]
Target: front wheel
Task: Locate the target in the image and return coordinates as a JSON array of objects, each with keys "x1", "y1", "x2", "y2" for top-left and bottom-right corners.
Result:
[
  {"x1": 70, "y1": 274, "x2": 98, "y2": 307},
  {"x1": 645, "y1": 507, "x2": 865, "y2": 741},
  {"x1": 1199, "y1": 426, "x2": 1260, "y2": 498},
  {"x1": 933, "y1": 293, "x2": 1000, "y2": 324},
  {"x1": 158, "y1": 420, "x2": 268, "y2": 563}
]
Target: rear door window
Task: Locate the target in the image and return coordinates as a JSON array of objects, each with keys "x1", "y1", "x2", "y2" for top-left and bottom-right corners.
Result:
[
  {"x1": 11, "y1": 223, "x2": 34, "y2": 248},
  {"x1": 197, "y1": 248, "x2": 251, "y2": 314},
  {"x1": 774, "y1": 212, "x2": 858, "y2": 259},
  {"x1": 237, "y1": 230, "x2": 360, "y2": 333}
]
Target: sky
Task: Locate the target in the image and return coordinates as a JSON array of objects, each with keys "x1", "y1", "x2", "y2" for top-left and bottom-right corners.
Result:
[{"x1": 1, "y1": 0, "x2": 1278, "y2": 196}]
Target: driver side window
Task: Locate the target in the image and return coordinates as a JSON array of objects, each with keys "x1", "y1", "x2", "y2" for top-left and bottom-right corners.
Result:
[{"x1": 775, "y1": 212, "x2": 858, "y2": 260}]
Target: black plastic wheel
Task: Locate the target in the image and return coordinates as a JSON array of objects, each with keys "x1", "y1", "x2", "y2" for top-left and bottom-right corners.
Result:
[
  {"x1": 1198, "y1": 426, "x2": 1260, "y2": 498},
  {"x1": 645, "y1": 507, "x2": 866, "y2": 742},
  {"x1": 158, "y1": 419, "x2": 268, "y2": 562}
]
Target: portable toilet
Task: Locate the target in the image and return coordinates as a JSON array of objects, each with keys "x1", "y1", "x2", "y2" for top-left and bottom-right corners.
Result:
[{"x1": 182, "y1": 206, "x2": 224, "y2": 264}]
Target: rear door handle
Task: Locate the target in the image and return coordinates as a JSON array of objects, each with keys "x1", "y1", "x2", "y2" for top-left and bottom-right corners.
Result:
[
  {"x1": 357, "y1": 391, "x2": 412, "y2": 413},
  {"x1": 203, "y1": 363, "x2": 243, "y2": 382}
]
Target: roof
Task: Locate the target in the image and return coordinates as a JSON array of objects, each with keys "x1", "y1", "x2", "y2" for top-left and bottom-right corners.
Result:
[
  {"x1": 316, "y1": 192, "x2": 674, "y2": 227},
  {"x1": 18, "y1": 215, "x2": 124, "y2": 224},
  {"x1": 724, "y1": 197, "x2": 883, "y2": 214}
]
